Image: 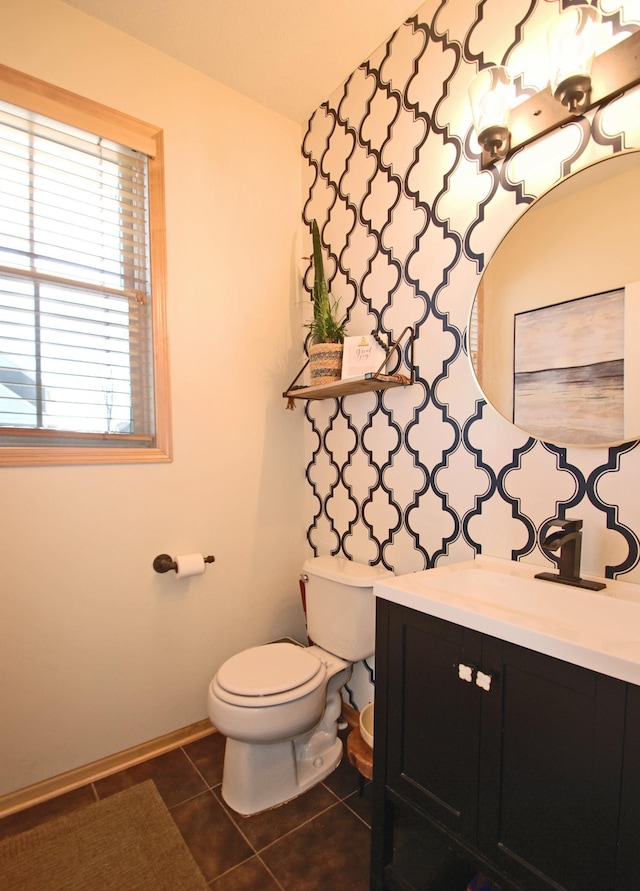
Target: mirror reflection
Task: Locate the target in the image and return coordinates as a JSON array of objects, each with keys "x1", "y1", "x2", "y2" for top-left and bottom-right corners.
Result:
[{"x1": 469, "y1": 151, "x2": 640, "y2": 447}]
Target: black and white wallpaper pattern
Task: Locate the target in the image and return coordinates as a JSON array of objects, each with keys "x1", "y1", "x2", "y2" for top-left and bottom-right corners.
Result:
[{"x1": 301, "y1": 0, "x2": 640, "y2": 591}]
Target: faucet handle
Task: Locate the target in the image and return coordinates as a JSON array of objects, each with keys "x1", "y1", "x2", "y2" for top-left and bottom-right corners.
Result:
[
  {"x1": 541, "y1": 517, "x2": 583, "y2": 552},
  {"x1": 547, "y1": 517, "x2": 582, "y2": 532}
]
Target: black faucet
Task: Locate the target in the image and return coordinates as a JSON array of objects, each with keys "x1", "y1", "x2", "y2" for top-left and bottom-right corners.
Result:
[{"x1": 534, "y1": 518, "x2": 606, "y2": 591}]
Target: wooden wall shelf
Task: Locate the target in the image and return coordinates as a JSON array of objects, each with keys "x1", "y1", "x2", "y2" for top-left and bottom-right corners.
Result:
[
  {"x1": 283, "y1": 327, "x2": 414, "y2": 404},
  {"x1": 284, "y1": 372, "x2": 411, "y2": 402}
]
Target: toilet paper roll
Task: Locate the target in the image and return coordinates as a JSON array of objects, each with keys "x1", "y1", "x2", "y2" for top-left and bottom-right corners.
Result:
[{"x1": 175, "y1": 553, "x2": 206, "y2": 579}]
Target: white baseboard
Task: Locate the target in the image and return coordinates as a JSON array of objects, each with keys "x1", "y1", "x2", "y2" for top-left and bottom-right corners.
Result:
[{"x1": 0, "y1": 719, "x2": 216, "y2": 818}]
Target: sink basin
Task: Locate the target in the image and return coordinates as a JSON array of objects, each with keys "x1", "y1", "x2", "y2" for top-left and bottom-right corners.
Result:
[{"x1": 374, "y1": 556, "x2": 640, "y2": 685}]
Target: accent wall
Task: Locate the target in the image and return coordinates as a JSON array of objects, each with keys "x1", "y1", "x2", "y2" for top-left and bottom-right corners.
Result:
[{"x1": 301, "y1": 0, "x2": 640, "y2": 594}]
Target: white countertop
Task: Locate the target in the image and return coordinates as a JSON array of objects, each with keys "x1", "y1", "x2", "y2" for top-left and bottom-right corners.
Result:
[{"x1": 374, "y1": 555, "x2": 640, "y2": 685}]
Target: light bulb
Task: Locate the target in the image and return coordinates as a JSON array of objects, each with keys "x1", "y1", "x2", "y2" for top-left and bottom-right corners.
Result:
[
  {"x1": 548, "y1": 4, "x2": 602, "y2": 113},
  {"x1": 468, "y1": 66, "x2": 514, "y2": 160}
]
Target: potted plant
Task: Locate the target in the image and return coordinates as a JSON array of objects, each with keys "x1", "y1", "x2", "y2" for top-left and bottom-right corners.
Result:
[{"x1": 306, "y1": 219, "x2": 347, "y2": 385}]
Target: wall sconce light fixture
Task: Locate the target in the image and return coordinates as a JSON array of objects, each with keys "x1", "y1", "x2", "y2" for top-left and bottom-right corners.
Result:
[
  {"x1": 469, "y1": 66, "x2": 514, "y2": 162},
  {"x1": 548, "y1": 4, "x2": 601, "y2": 113},
  {"x1": 471, "y1": 11, "x2": 640, "y2": 168}
]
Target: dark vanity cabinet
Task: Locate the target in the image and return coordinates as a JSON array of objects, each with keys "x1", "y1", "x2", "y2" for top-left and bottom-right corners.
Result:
[{"x1": 371, "y1": 599, "x2": 634, "y2": 891}]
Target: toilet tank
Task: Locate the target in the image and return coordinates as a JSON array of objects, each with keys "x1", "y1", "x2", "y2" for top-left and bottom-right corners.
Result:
[{"x1": 303, "y1": 556, "x2": 394, "y2": 661}]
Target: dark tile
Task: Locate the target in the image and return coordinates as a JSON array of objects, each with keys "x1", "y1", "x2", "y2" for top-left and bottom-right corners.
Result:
[
  {"x1": 0, "y1": 784, "x2": 96, "y2": 841},
  {"x1": 94, "y1": 747, "x2": 206, "y2": 809},
  {"x1": 215, "y1": 780, "x2": 337, "y2": 851},
  {"x1": 183, "y1": 732, "x2": 226, "y2": 788},
  {"x1": 261, "y1": 800, "x2": 371, "y2": 891},
  {"x1": 209, "y1": 856, "x2": 281, "y2": 890},
  {"x1": 0, "y1": 738, "x2": 374, "y2": 891},
  {"x1": 321, "y1": 748, "x2": 363, "y2": 800},
  {"x1": 344, "y1": 782, "x2": 373, "y2": 828},
  {"x1": 170, "y1": 791, "x2": 253, "y2": 882}
]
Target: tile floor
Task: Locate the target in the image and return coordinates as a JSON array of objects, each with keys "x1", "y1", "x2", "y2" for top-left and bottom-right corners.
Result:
[{"x1": 0, "y1": 729, "x2": 373, "y2": 890}]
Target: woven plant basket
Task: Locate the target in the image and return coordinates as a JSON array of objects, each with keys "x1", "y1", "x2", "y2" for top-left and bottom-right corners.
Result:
[{"x1": 309, "y1": 342, "x2": 343, "y2": 386}]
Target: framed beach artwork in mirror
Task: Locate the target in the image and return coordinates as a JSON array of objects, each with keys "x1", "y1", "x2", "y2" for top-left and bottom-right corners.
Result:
[{"x1": 513, "y1": 288, "x2": 624, "y2": 445}]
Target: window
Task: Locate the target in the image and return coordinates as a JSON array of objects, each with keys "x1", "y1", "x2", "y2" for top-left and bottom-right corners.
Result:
[{"x1": 0, "y1": 65, "x2": 171, "y2": 465}]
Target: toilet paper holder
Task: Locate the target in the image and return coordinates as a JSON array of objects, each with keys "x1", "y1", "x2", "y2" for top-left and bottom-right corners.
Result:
[{"x1": 153, "y1": 553, "x2": 215, "y2": 573}]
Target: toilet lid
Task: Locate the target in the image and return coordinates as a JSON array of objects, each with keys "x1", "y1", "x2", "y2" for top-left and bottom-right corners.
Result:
[{"x1": 216, "y1": 643, "x2": 323, "y2": 697}]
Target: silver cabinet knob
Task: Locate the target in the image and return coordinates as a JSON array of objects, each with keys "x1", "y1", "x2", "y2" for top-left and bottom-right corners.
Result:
[
  {"x1": 476, "y1": 670, "x2": 492, "y2": 692},
  {"x1": 458, "y1": 663, "x2": 474, "y2": 683}
]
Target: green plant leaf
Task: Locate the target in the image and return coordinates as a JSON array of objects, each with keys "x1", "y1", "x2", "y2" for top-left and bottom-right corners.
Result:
[{"x1": 307, "y1": 219, "x2": 346, "y2": 344}]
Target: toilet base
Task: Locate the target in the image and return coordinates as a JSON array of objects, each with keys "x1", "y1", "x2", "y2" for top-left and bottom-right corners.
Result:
[
  {"x1": 221, "y1": 734, "x2": 343, "y2": 815},
  {"x1": 214, "y1": 652, "x2": 352, "y2": 815}
]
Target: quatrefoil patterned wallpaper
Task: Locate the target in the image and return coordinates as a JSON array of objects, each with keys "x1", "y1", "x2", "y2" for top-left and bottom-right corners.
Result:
[{"x1": 300, "y1": 0, "x2": 640, "y2": 587}]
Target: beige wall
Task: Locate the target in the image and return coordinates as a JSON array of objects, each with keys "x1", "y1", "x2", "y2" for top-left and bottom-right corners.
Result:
[{"x1": 0, "y1": 0, "x2": 307, "y2": 795}]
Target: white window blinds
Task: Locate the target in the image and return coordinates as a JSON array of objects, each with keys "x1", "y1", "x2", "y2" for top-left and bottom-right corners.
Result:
[{"x1": 0, "y1": 98, "x2": 154, "y2": 446}]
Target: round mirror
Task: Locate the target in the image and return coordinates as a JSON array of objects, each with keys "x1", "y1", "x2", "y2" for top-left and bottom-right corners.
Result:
[{"x1": 469, "y1": 150, "x2": 640, "y2": 447}]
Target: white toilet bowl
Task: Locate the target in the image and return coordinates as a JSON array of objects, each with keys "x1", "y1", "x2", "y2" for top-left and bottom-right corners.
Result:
[{"x1": 207, "y1": 642, "x2": 351, "y2": 815}]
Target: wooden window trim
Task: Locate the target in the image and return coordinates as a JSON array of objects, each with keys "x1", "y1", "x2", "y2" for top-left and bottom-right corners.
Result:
[{"x1": 0, "y1": 65, "x2": 172, "y2": 467}]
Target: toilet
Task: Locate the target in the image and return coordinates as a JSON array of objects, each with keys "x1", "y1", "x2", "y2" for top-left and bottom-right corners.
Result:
[{"x1": 207, "y1": 555, "x2": 393, "y2": 815}]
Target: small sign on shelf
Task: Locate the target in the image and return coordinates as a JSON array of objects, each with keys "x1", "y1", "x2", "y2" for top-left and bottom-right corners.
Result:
[{"x1": 341, "y1": 335, "x2": 387, "y2": 381}]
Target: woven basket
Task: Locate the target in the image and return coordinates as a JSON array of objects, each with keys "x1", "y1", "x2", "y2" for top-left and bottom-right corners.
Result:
[{"x1": 309, "y1": 342, "x2": 343, "y2": 386}]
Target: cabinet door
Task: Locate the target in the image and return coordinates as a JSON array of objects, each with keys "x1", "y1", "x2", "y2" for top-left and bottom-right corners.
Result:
[
  {"x1": 385, "y1": 602, "x2": 483, "y2": 840},
  {"x1": 617, "y1": 682, "x2": 640, "y2": 889},
  {"x1": 478, "y1": 638, "x2": 625, "y2": 891}
]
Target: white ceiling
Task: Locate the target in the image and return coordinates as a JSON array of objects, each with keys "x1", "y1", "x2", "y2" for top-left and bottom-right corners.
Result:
[{"x1": 62, "y1": 0, "x2": 422, "y2": 123}]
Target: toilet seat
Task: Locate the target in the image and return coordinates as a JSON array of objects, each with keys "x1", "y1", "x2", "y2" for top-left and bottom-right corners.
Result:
[{"x1": 214, "y1": 643, "x2": 326, "y2": 708}]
